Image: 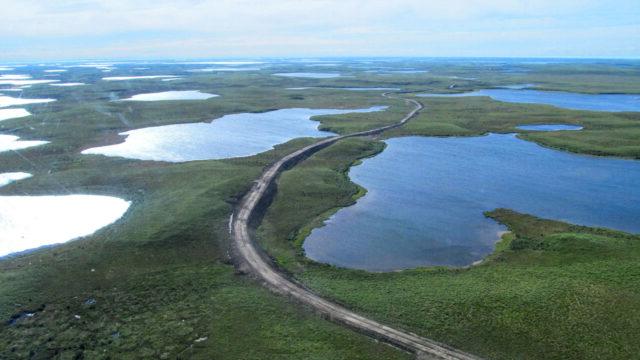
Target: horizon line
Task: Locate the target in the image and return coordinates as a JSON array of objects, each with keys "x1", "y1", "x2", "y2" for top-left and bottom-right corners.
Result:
[{"x1": 3, "y1": 55, "x2": 640, "y2": 64}]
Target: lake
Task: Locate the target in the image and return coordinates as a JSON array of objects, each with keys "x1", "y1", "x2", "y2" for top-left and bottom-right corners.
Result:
[
  {"x1": 0, "y1": 74, "x2": 59, "y2": 86},
  {"x1": 189, "y1": 68, "x2": 261, "y2": 72},
  {"x1": 274, "y1": 73, "x2": 343, "y2": 79},
  {"x1": 0, "y1": 172, "x2": 31, "y2": 187},
  {"x1": 50, "y1": 83, "x2": 86, "y2": 87},
  {"x1": 0, "y1": 194, "x2": 130, "y2": 257},
  {"x1": 102, "y1": 75, "x2": 178, "y2": 81},
  {"x1": 287, "y1": 87, "x2": 400, "y2": 91},
  {"x1": 82, "y1": 106, "x2": 386, "y2": 162},
  {"x1": 304, "y1": 134, "x2": 640, "y2": 271},
  {"x1": 418, "y1": 89, "x2": 640, "y2": 112},
  {"x1": 0, "y1": 135, "x2": 48, "y2": 152},
  {"x1": 120, "y1": 90, "x2": 219, "y2": 101},
  {"x1": 0, "y1": 109, "x2": 31, "y2": 122},
  {"x1": 0, "y1": 95, "x2": 56, "y2": 107},
  {"x1": 516, "y1": 124, "x2": 583, "y2": 131}
]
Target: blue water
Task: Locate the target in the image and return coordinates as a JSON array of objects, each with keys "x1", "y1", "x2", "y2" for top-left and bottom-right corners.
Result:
[
  {"x1": 516, "y1": 124, "x2": 583, "y2": 131},
  {"x1": 273, "y1": 72, "x2": 343, "y2": 79},
  {"x1": 418, "y1": 89, "x2": 640, "y2": 112},
  {"x1": 82, "y1": 107, "x2": 386, "y2": 162},
  {"x1": 304, "y1": 134, "x2": 640, "y2": 271}
]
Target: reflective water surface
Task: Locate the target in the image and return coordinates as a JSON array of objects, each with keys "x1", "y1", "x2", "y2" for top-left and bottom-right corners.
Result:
[
  {"x1": 0, "y1": 135, "x2": 49, "y2": 152},
  {"x1": 0, "y1": 95, "x2": 56, "y2": 107},
  {"x1": 304, "y1": 134, "x2": 640, "y2": 271},
  {"x1": 0, "y1": 172, "x2": 32, "y2": 187},
  {"x1": 418, "y1": 89, "x2": 640, "y2": 112},
  {"x1": 102, "y1": 75, "x2": 178, "y2": 81},
  {"x1": 274, "y1": 72, "x2": 343, "y2": 78},
  {"x1": 120, "y1": 90, "x2": 219, "y2": 101},
  {"x1": 0, "y1": 195, "x2": 130, "y2": 257},
  {"x1": 50, "y1": 83, "x2": 86, "y2": 87},
  {"x1": 0, "y1": 109, "x2": 31, "y2": 122},
  {"x1": 516, "y1": 124, "x2": 583, "y2": 131},
  {"x1": 83, "y1": 106, "x2": 386, "y2": 162}
]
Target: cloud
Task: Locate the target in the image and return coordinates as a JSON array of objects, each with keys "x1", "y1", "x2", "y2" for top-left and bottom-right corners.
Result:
[{"x1": 0, "y1": 0, "x2": 638, "y2": 59}]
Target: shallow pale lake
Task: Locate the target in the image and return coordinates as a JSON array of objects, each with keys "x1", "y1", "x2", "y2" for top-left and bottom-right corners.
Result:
[
  {"x1": 274, "y1": 72, "x2": 343, "y2": 78},
  {"x1": 0, "y1": 135, "x2": 48, "y2": 152},
  {"x1": 516, "y1": 124, "x2": 583, "y2": 131},
  {"x1": 0, "y1": 172, "x2": 31, "y2": 187},
  {"x1": 418, "y1": 89, "x2": 640, "y2": 112},
  {"x1": 83, "y1": 107, "x2": 386, "y2": 162},
  {"x1": 120, "y1": 90, "x2": 218, "y2": 101},
  {"x1": 304, "y1": 134, "x2": 640, "y2": 271},
  {"x1": 0, "y1": 95, "x2": 56, "y2": 108},
  {"x1": 0, "y1": 109, "x2": 31, "y2": 121},
  {"x1": 0, "y1": 194, "x2": 130, "y2": 257}
]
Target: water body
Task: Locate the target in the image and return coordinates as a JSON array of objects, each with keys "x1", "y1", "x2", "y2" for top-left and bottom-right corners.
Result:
[
  {"x1": 102, "y1": 75, "x2": 178, "y2": 81},
  {"x1": 304, "y1": 134, "x2": 640, "y2": 271},
  {"x1": 50, "y1": 83, "x2": 86, "y2": 87},
  {"x1": 274, "y1": 73, "x2": 343, "y2": 79},
  {"x1": 189, "y1": 68, "x2": 261, "y2": 72},
  {"x1": 0, "y1": 75, "x2": 30, "y2": 80},
  {"x1": 0, "y1": 195, "x2": 130, "y2": 257},
  {"x1": 83, "y1": 106, "x2": 386, "y2": 162},
  {"x1": 501, "y1": 84, "x2": 535, "y2": 90},
  {"x1": 0, "y1": 135, "x2": 49, "y2": 152},
  {"x1": 517, "y1": 124, "x2": 583, "y2": 131},
  {"x1": 342, "y1": 87, "x2": 401, "y2": 91},
  {"x1": 384, "y1": 70, "x2": 428, "y2": 74},
  {"x1": 0, "y1": 79, "x2": 58, "y2": 86},
  {"x1": 65, "y1": 63, "x2": 115, "y2": 70},
  {"x1": 0, "y1": 172, "x2": 31, "y2": 187},
  {"x1": 305, "y1": 64, "x2": 340, "y2": 67},
  {"x1": 120, "y1": 90, "x2": 219, "y2": 101},
  {"x1": 0, "y1": 95, "x2": 56, "y2": 108},
  {"x1": 287, "y1": 87, "x2": 400, "y2": 91},
  {"x1": 181, "y1": 61, "x2": 264, "y2": 65},
  {"x1": 418, "y1": 89, "x2": 640, "y2": 112},
  {"x1": 0, "y1": 109, "x2": 31, "y2": 122}
]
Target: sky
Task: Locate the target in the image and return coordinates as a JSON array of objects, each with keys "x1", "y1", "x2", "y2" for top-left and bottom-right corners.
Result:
[{"x1": 1, "y1": 0, "x2": 639, "y2": 61}]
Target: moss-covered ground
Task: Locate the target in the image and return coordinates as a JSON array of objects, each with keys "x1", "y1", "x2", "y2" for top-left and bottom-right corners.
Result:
[{"x1": 2, "y1": 59, "x2": 639, "y2": 358}]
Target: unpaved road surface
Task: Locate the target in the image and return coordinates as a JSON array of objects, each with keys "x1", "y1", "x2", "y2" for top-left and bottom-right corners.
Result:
[{"x1": 230, "y1": 94, "x2": 481, "y2": 359}]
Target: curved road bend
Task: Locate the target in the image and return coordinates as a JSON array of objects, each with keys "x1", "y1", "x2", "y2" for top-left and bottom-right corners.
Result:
[{"x1": 230, "y1": 93, "x2": 480, "y2": 360}]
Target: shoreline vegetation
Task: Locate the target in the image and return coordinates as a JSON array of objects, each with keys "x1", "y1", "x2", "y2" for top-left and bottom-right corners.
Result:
[
  {"x1": 258, "y1": 137, "x2": 640, "y2": 358},
  {"x1": 1, "y1": 60, "x2": 640, "y2": 358}
]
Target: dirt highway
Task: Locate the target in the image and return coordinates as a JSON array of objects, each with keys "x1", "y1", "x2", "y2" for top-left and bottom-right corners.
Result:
[{"x1": 230, "y1": 93, "x2": 481, "y2": 360}]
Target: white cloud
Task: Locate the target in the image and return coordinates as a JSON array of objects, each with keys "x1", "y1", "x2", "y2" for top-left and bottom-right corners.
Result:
[
  {"x1": 0, "y1": 0, "x2": 604, "y2": 37},
  {"x1": 0, "y1": 0, "x2": 637, "y2": 58}
]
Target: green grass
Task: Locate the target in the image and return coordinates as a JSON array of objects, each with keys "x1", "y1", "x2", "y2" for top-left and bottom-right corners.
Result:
[
  {"x1": 258, "y1": 139, "x2": 640, "y2": 359},
  {"x1": 385, "y1": 96, "x2": 640, "y2": 158},
  {"x1": 257, "y1": 138, "x2": 385, "y2": 271},
  {"x1": 0, "y1": 140, "x2": 408, "y2": 359},
  {"x1": 2, "y1": 62, "x2": 640, "y2": 358}
]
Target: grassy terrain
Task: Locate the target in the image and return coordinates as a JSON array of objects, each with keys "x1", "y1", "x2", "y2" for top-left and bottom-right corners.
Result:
[
  {"x1": 385, "y1": 96, "x2": 640, "y2": 158},
  {"x1": 1, "y1": 66, "x2": 426, "y2": 359},
  {"x1": 258, "y1": 140, "x2": 640, "y2": 359},
  {"x1": 2, "y1": 60, "x2": 640, "y2": 358},
  {"x1": 0, "y1": 139, "x2": 408, "y2": 359}
]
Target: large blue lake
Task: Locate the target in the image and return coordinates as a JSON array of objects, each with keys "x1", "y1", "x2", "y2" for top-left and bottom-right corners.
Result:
[
  {"x1": 418, "y1": 89, "x2": 640, "y2": 112},
  {"x1": 82, "y1": 107, "x2": 385, "y2": 162},
  {"x1": 304, "y1": 134, "x2": 640, "y2": 271}
]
